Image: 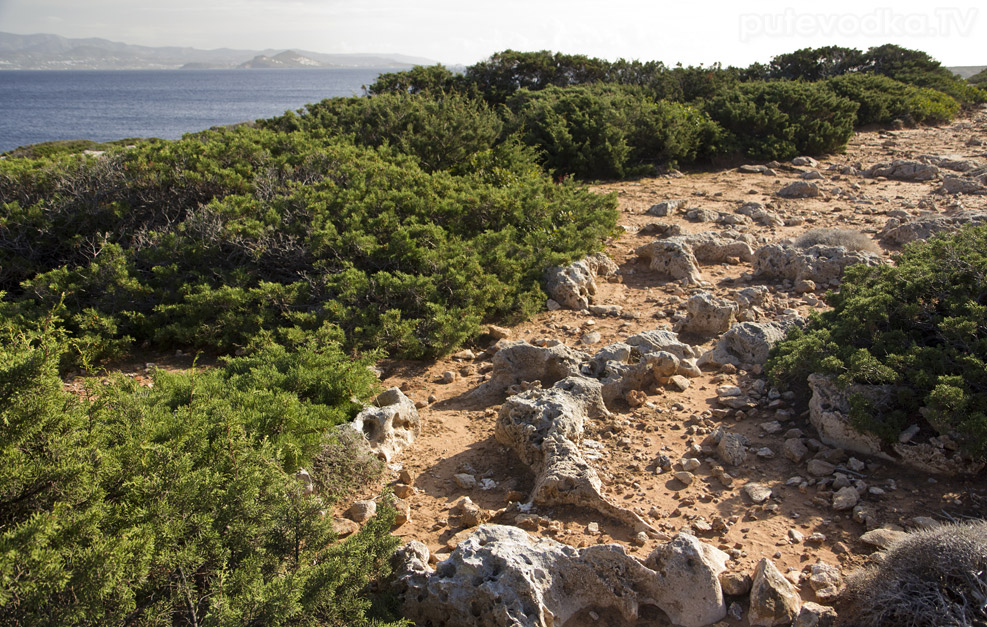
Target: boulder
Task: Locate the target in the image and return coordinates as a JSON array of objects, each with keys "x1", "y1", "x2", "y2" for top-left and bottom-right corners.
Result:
[
  {"x1": 807, "y1": 374, "x2": 895, "y2": 459},
  {"x1": 635, "y1": 238, "x2": 703, "y2": 284},
  {"x1": 737, "y1": 202, "x2": 785, "y2": 227},
  {"x1": 794, "y1": 602, "x2": 838, "y2": 627},
  {"x1": 345, "y1": 499, "x2": 377, "y2": 523},
  {"x1": 495, "y1": 377, "x2": 653, "y2": 533},
  {"x1": 880, "y1": 210, "x2": 987, "y2": 246},
  {"x1": 777, "y1": 181, "x2": 820, "y2": 198},
  {"x1": 676, "y1": 292, "x2": 738, "y2": 336},
  {"x1": 866, "y1": 159, "x2": 941, "y2": 181},
  {"x1": 394, "y1": 526, "x2": 729, "y2": 627},
  {"x1": 716, "y1": 430, "x2": 750, "y2": 467},
  {"x1": 469, "y1": 341, "x2": 589, "y2": 403},
  {"x1": 647, "y1": 199, "x2": 686, "y2": 217},
  {"x1": 749, "y1": 558, "x2": 801, "y2": 626},
  {"x1": 545, "y1": 252, "x2": 619, "y2": 310},
  {"x1": 700, "y1": 320, "x2": 801, "y2": 369},
  {"x1": 349, "y1": 387, "x2": 421, "y2": 462},
  {"x1": 753, "y1": 243, "x2": 883, "y2": 285}
]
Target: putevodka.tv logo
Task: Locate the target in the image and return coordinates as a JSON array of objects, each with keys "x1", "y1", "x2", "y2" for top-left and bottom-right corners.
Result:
[{"x1": 739, "y1": 7, "x2": 978, "y2": 42}]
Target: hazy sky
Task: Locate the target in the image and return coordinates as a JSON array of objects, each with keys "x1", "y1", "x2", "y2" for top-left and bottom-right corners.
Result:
[{"x1": 0, "y1": 0, "x2": 982, "y2": 66}]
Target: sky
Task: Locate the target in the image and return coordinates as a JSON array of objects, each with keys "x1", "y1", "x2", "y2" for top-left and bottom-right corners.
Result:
[{"x1": 0, "y1": 0, "x2": 982, "y2": 67}]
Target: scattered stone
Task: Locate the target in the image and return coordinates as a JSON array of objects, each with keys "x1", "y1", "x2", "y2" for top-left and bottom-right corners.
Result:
[
  {"x1": 393, "y1": 483, "x2": 415, "y2": 499},
  {"x1": 866, "y1": 159, "x2": 940, "y2": 181},
  {"x1": 749, "y1": 558, "x2": 802, "y2": 626},
  {"x1": 777, "y1": 180, "x2": 821, "y2": 198},
  {"x1": 453, "y1": 473, "x2": 477, "y2": 490},
  {"x1": 898, "y1": 424, "x2": 921, "y2": 443},
  {"x1": 831, "y1": 486, "x2": 860, "y2": 511},
  {"x1": 859, "y1": 527, "x2": 908, "y2": 550},
  {"x1": 789, "y1": 529, "x2": 804, "y2": 543},
  {"x1": 793, "y1": 602, "x2": 838, "y2": 627},
  {"x1": 346, "y1": 500, "x2": 377, "y2": 523},
  {"x1": 716, "y1": 385, "x2": 743, "y2": 398},
  {"x1": 452, "y1": 496, "x2": 488, "y2": 528},
  {"x1": 586, "y1": 522, "x2": 600, "y2": 535},
  {"x1": 808, "y1": 563, "x2": 842, "y2": 600},
  {"x1": 807, "y1": 532, "x2": 827, "y2": 544},
  {"x1": 717, "y1": 431, "x2": 750, "y2": 467},
  {"x1": 647, "y1": 199, "x2": 686, "y2": 217},
  {"x1": 452, "y1": 349, "x2": 476, "y2": 361},
  {"x1": 753, "y1": 243, "x2": 883, "y2": 285},
  {"x1": 332, "y1": 517, "x2": 360, "y2": 537},
  {"x1": 440, "y1": 370, "x2": 458, "y2": 384},
  {"x1": 633, "y1": 531, "x2": 649, "y2": 546},
  {"x1": 581, "y1": 331, "x2": 602, "y2": 345},
  {"x1": 784, "y1": 438, "x2": 809, "y2": 463},
  {"x1": 674, "y1": 471, "x2": 695, "y2": 486},
  {"x1": 700, "y1": 320, "x2": 802, "y2": 369},
  {"x1": 488, "y1": 324, "x2": 511, "y2": 340},
  {"x1": 670, "y1": 375, "x2": 692, "y2": 392},
  {"x1": 677, "y1": 292, "x2": 738, "y2": 336},
  {"x1": 625, "y1": 389, "x2": 648, "y2": 407},
  {"x1": 393, "y1": 497, "x2": 412, "y2": 527},
  {"x1": 719, "y1": 572, "x2": 753, "y2": 596},
  {"x1": 756, "y1": 447, "x2": 775, "y2": 459},
  {"x1": 743, "y1": 483, "x2": 772, "y2": 504}
]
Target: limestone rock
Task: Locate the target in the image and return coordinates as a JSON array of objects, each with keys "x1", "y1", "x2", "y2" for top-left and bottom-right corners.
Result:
[
  {"x1": 880, "y1": 210, "x2": 987, "y2": 246},
  {"x1": 743, "y1": 483, "x2": 772, "y2": 504},
  {"x1": 636, "y1": 238, "x2": 703, "y2": 284},
  {"x1": 866, "y1": 159, "x2": 940, "y2": 181},
  {"x1": 719, "y1": 571, "x2": 753, "y2": 596},
  {"x1": 700, "y1": 320, "x2": 801, "y2": 369},
  {"x1": 808, "y1": 374, "x2": 892, "y2": 459},
  {"x1": 716, "y1": 430, "x2": 750, "y2": 467},
  {"x1": 784, "y1": 438, "x2": 809, "y2": 463},
  {"x1": 859, "y1": 527, "x2": 907, "y2": 550},
  {"x1": 647, "y1": 199, "x2": 686, "y2": 216},
  {"x1": 469, "y1": 341, "x2": 589, "y2": 404},
  {"x1": 832, "y1": 486, "x2": 859, "y2": 511},
  {"x1": 794, "y1": 602, "x2": 838, "y2": 627},
  {"x1": 749, "y1": 558, "x2": 802, "y2": 626},
  {"x1": 808, "y1": 563, "x2": 842, "y2": 600},
  {"x1": 346, "y1": 499, "x2": 377, "y2": 523},
  {"x1": 496, "y1": 377, "x2": 653, "y2": 533},
  {"x1": 544, "y1": 252, "x2": 618, "y2": 310},
  {"x1": 349, "y1": 388, "x2": 421, "y2": 463},
  {"x1": 777, "y1": 180, "x2": 820, "y2": 198},
  {"x1": 394, "y1": 525, "x2": 729, "y2": 627},
  {"x1": 452, "y1": 496, "x2": 489, "y2": 528},
  {"x1": 753, "y1": 243, "x2": 883, "y2": 285},
  {"x1": 676, "y1": 291, "x2": 738, "y2": 336}
]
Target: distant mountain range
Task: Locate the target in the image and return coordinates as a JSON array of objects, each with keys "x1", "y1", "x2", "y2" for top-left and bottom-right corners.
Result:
[
  {"x1": 947, "y1": 66, "x2": 987, "y2": 79},
  {"x1": 0, "y1": 32, "x2": 438, "y2": 70}
]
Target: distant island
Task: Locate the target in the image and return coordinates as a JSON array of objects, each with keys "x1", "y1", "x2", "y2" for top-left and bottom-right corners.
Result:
[{"x1": 0, "y1": 31, "x2": 438, "y2": 70}]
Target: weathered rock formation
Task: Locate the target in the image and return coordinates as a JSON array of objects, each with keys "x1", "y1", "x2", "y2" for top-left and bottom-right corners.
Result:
[
  {"x1": 495, "y1": 376, "x2": 655, "y2": 532},
  {"x1": 880, "y1": 210, "x2": 987, "y2": 246},
  {"x1": 865, "y1": 159, "x2": 940, "y2": 182},
  {"x1": 699, "y1": 319, "x2": 802, "y2": 369},
  {"x1": 545, "y1": 253, "x2": 619, "y2": 310},
  {"x1": 753, "y1": 243, "x2": 883, "y2": 285},
  {"x1": 469, "y1": 341, "x2": 589, "y2": 403},
  {"x1": 636, "y1": 232, "x2": 755, "y2": 284},
  {"x1": 392, "y1": 525, "x2": 730, "y2": 627},
  {"x1": 348, "y1": 387, "x2": 420, "y2": 462}
]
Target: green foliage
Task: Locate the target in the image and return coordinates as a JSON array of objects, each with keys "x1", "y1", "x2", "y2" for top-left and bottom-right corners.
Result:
[
  {"x1": 767, "y1": 226, "x2": 987, "y2": 457},
  {"x1": 505, "y1": 84, "x2": 722, "y2": 179},
  {"x1": 464, "y1": 49, "x2": 611, "y2": 104},
  {"x1": 969, "y1": 68, "x2": 987, "y2": 87},
  {"x1": 263, "y1": 91, "x2": 502, "y2": 172},
  {"x1": 704, "y1": 81, "x2": 858, "y2": 160},
  {"x1": 825, "y1": 74, "x2": 960, "y2": 126},
  {"x1": 0, "y1": 324, "x2": 404, "y2": 626},
  {"x1": 763, "y1": 46, "x2": 867, "y2": 81},
  {"x1": 1, "y1": 125, "x2": 616, "y2": 360},
  {"x1": 367, "y1": 64, "x2": 464, "y2": 95}
]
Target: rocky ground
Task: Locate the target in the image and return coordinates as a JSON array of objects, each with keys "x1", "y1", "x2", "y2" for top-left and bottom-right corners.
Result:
[
  {"x1": 76, "y1": 108, "x2": 987, "y2": 626},
  {"x1": 340, "y1": 107, "x2": 987, "y2": 626}
]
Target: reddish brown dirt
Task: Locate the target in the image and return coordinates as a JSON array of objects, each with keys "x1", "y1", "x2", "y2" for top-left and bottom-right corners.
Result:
[{"x1": 354, "y1": 108, "x2": 987, "y2": 624}]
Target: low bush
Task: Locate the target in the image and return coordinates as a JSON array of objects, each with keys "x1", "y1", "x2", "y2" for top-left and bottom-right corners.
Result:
[
  {"x1": 969, "y1": 67, "x2": 987, "y2": 87},
  {"x1": 505, "y1": 84, "x2": 722, "y2": 179},
  {"x1": 767, "y1": 226, "x2": 987, "y2": 456},
  {"x1": 836, "y1": 521, "x2": 987, "y2": 627},
  {"x1": 0, "y1": 324, "x2": 404, "y2": 626},
  {"x1": 704, "y1": 81, "x2": 858, "y2": 161},
  {"x1": 825, "y1": 74, "x2": 960, "y2": 126},
  {"x1": 793, "y1": 228, "x2": 882, "y2": 254}
]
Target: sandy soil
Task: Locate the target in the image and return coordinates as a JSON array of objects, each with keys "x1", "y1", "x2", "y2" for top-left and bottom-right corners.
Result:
[{"x1": 353, "y1": 107, "x2": 987, "y2": 625}]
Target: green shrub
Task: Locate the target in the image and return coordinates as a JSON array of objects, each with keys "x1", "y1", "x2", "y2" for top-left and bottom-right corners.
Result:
[
  {"x1": 969, "y1": 68, "x2": 987, "y2": 87},
  {"x1": 704, "y1": 80, "x2": 858, "y2": 160},
  {"x1": 264, "y1": 91, "x2": 502, "y2": 172},
  {"x1": 505, "y1": 84, "x2": 722, "y2": 179},
  {"x1": 825, "y1": 74, "x2": 960, "y2": 126},
  {"x1": 768, "y1": 225, "x2": 987, "y2": 457},
  {"x1": 0, "y1": 324, "x2": 404, "y2": 626}
]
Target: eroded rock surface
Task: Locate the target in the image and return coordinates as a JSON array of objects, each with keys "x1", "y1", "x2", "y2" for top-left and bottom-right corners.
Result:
[
  {"x1": 700, "y1": 320, "x2": 802, "y2": 369},
  {"x1": 393, "y1": 525, "x2": 729, "y2": 627},
  {"x1": 469, "y1": 341, "x2": 589, "y2": 403},
  {"x1": 866, "y1": 159, "x2": 940, "y2": 181},
  {"x1": 495, "y1": 377, "x2": 654, "y2": 532},
  {"x1": 545, "y1": 253, "x2": 619, "y2": 310},
  {"x1": 349, "y1": 387, "x2": 421, "y2": 462},
  {"x1": 753, "y1": 243, "x2": 883, "y2": 285},
  {"x1": 879, "y1": 210, "x2": 987, "y2": 246}
]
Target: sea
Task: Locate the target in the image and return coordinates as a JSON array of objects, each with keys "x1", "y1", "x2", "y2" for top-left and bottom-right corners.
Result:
[{"x1": 0, "y1": 68, "x2": 389, "y2": 153}]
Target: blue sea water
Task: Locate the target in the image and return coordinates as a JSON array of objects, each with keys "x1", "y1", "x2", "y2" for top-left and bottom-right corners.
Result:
[{"x1": 0, "y1": 68, "x2": 388, "y2": 152}]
